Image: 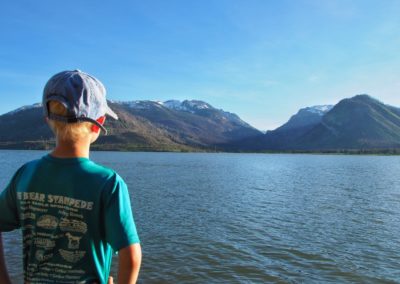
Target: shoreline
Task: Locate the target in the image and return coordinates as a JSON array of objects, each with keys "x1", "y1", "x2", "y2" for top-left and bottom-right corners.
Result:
[{"x1": 1, "y1": 146, "x2": 400, "y2": 156}]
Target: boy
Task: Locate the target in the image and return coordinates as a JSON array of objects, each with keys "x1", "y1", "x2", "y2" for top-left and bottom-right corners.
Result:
[{"x1": 0, "y1": 70, "x2": 141, "y2": 283}]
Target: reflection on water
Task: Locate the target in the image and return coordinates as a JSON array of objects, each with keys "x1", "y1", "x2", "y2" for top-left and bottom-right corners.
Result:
[{"x1": 1, "y1": 150, "x2": 400, "y2": 283}]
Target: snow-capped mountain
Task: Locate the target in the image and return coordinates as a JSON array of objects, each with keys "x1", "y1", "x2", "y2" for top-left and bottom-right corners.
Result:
[
  {"x1": 0, "y1": 99, "x2": 261, "y2": 151},
  {"x1": 109, "y1": 99, "x2": 254, "y2": 129}
]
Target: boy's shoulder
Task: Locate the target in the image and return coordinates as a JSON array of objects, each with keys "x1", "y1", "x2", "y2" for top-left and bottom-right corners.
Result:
[
  {"x1": 85, "y1": 160, "x2": 125, "y2": 183},
  {"x1": 20, "y1": 155, "x2": 125, "y2": 183}
]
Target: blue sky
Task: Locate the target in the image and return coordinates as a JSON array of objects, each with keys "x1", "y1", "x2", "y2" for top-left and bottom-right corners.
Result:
[{"x1": 1, "y1": 0, "x2": 400, "y2": 130}]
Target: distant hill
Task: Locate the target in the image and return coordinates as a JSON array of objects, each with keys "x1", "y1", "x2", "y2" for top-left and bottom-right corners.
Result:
[
  {"x1": 224, "y1": 95, "x2": 400, "y2": 152},
  {"x1": 0, "y1": 100, "x2": 261, "y2": 151}
]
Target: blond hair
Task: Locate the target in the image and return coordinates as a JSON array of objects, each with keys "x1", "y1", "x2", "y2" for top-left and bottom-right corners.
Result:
[{"x1": 47, "y1": 101, "x2": 93, "y2": 141}]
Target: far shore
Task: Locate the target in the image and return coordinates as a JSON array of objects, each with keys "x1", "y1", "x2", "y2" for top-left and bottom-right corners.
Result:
[{"x1": 1, "y1": 144, "x2": 400, "y2": 156}]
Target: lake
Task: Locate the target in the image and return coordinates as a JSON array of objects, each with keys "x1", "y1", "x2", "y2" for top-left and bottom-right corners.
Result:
[{"x1": 1, "y1": 150, "x2": 400, "y2": 283}]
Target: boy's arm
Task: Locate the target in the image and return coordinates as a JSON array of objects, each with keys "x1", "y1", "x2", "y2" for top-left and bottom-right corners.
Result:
[
  {"x1": 118, "y1": 243, "x2": 142, "y2": 284},
  {"x1": 0, "y1": 233, "x2": 11, "y2": 284}
]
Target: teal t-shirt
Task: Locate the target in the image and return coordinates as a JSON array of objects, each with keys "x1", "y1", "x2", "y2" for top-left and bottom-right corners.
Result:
[{"x1": 0, "y1": 154, "x2": 140, "y2": 284}]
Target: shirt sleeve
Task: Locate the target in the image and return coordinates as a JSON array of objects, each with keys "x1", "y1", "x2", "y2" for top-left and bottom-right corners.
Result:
[
  {"x1": 103, "y1": 174, "x2": 140, "y2": 251},
  {"x1": 0, "y1": 167, "x2": 23, "y2": 232}
]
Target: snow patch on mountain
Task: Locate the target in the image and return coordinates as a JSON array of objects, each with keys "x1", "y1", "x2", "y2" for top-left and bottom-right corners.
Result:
[
  {"x1": 113, "y1": 99, "x2": 207, "y2": 112},
  {"x1": 162, "y1": 100, "x2": 182, "y2": 110},
  {"x1": 162, "y1": 100, "x2": 213, "y2": 113},
  {"x1": 112, "y1": 99, "x2": 215, "y2": 113},
  {"x1": 304, "y1": 105, "x2": 333, "y2": 115},
  {"x1": 181, "y1": 100, "x2": 212, "y2": 110},
  {"x1": 112, "y1": 100, "x2": 164, "y2": 110}
]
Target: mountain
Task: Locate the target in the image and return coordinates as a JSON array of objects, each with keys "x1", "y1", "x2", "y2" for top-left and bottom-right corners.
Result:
[
  {"x1": 297, "y1": 95, "x2": 400, "y2": 150},
  {"x1": 264, "y1": 105, "x2": 334, "y2": 149},
  {"x1": 0, "y1": 100, "x2": 261, "y2": 151},
  {"x1": 223, "y1": 104, "x2": 334, "y2": 150},
  {"x1": 226, "y1": 95, "x2": 400, "y2": 151}
]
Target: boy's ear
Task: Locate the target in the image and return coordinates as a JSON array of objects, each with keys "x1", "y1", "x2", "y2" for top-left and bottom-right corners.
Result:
[
  {"x1": 91, "y1": 116, "x2": 106, "y2": 133},
  {"x1": 91, "y1": 124, "x2": 100, "y2": 134}
]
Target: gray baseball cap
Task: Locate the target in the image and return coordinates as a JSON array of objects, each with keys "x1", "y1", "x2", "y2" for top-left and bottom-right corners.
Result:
[{"x1": 43, "y1": 69, "x2": 118, "y2": 134}]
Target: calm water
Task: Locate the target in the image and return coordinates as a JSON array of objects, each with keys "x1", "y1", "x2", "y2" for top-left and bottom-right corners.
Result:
[{"x1": 1, "y1": 150, "x2": 400, "y2": 283}]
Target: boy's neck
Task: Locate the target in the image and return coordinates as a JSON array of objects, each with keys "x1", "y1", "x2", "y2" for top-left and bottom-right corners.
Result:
[{"x1": 51, "y1": 138, "x2": 91, "y2": 158}]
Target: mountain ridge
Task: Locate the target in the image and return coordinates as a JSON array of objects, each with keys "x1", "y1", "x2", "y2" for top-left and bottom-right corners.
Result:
[{"x1": 2, "y1": 95, "x2": 400, "y2": 153}]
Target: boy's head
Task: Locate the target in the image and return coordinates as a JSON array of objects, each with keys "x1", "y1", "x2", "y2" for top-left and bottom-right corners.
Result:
[{"x1": 43, "y1": 70, "x2": 118, "y2": 142}]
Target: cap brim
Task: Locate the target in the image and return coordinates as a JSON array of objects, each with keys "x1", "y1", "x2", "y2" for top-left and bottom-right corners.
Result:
[{"x1": 105, "y1": 105, "x2": 118, "y2": 120}]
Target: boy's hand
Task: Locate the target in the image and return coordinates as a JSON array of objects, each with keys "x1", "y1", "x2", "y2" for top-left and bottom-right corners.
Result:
[{"x1": 108, "y1": 276, "x2": 114, "y2": 284}]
